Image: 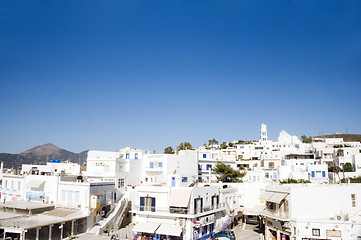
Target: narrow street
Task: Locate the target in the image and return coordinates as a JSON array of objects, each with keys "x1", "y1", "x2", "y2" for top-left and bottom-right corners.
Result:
[{"x1": 233, "y1": 223, "x2": 264, "y2": 240}]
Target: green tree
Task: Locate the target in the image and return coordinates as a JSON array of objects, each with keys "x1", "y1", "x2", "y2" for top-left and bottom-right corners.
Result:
[
  {"x1": 176, "y1": 142, "x2": 194, "y2": 151},
  {"x1": 343, "y1": 162, "x2": 354, "y2": 172},
  {"x1": 301, "y1": 135, "x2": 313, "y2": 143},
  {"x1": 220, "y1": 142, "x2": 228, "y2": 149},
  {"x1": 164, "y1": 146, "x2": 175, "y2": 154},
  {"x1": 328, "y1": 165, "x2": 341, "y2": 173},
  {"x1": 280, "y1": 178, "x2": 311, "y2": 184},
  {"x1": 207, "y1": 138, "x2": 219, "y2": 148},
  {"x1": 214, "y1": 162, "x2": 246, "y2": 182}
]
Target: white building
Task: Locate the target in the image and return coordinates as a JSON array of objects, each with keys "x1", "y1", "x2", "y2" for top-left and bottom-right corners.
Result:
[
  {"x1": 83, "y1": 148, "x2": 149, "y2": 200},
  {"x1": 142, "y1": 150, "x2": 198, "y2": 187},
  {"x1": 261, "y1": 183, "x2": 361, "y2": 240},
  {"x1": 278, "y1": 154, "x2": 329, "y2": 183},
  {"x1": 130, "y1": 184, "x2": 238, "y2": 240},
  {"x1": 21, "y1": 162, "x2": 80, "y2": 176}
]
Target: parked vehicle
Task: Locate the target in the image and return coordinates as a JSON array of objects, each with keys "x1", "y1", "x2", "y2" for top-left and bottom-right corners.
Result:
[{"x1": 211, "y1": 230, "x2": 235, "y2": 240}]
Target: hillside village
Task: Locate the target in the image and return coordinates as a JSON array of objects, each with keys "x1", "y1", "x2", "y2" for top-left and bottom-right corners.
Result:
[{"x1": 1, "y1": 124, "x2": 361, "y2": 240}]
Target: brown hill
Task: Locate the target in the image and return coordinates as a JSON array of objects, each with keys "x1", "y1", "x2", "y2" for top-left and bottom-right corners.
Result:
[
  {"x1": 314, "y1": 134, "x2": 361, "y2": 142},
  {"x1": 0, "y1": 143, "x2": 88, "y2": 169}
]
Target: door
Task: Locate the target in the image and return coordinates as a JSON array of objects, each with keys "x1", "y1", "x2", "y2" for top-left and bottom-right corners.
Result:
[{"x1": 171, "y1": 177, "x2": 176, "y2": 187}]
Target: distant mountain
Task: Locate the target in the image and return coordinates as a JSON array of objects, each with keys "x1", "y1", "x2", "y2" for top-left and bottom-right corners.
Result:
[
  {"x1": 0, "y1": 143, "x2": 88, "y2": 169},
  {"x1": 314, "y1": 134, "x2": 361, "y2": 142}
]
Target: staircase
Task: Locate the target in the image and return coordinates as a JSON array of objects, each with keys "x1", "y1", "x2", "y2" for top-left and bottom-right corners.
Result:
[{"x1": 88, "y1": 192, "x2": 130, "y2": 235}]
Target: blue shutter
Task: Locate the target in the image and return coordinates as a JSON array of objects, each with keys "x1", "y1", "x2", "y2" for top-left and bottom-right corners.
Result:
[
  {"x1": 150, "y1": 162, "x2": 154, "y2": 168},
  {"x1": 135, "y1": 153, "x2": 138, "y2": 160},
  {"x1": 311, "y1": 171, "x2": 315, "y2": 178},
  {"x1": 151, "y1": 198, "x2": 156, "y2": 212},
  {"x1": 322, "y1": 171, "x2": 326, "y2": 177},
  {"x1": 158, "y1": 162, "x2": 162, "y2": 167},
  {"x1": 203, "y1": 154, "x2": 207, "y2": 158},
  {"x1": 140, "y1": 197, "x2": 144, "y2": 211}
]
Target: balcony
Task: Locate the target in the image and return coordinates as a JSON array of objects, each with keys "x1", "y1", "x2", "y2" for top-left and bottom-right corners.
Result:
[
  {"x1": 133, "y1": 203, "x2": 226, "y2": 217},
  {"x1": 261, "y1": 207, "x2": 290, "y2": 220}
]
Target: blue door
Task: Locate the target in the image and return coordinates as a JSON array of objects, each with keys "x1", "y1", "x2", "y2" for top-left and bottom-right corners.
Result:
[{"x1": 171, "y1": 177, "x2": 175, "y2": 187}]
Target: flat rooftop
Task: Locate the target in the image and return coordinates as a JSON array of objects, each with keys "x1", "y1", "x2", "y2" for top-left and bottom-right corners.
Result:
[
  {"x1": 0, "y1": 214, "x2": 64, "y2": 229},
  {"x1": 0, "y1": 208, "x2": 89, "y2": 230},
  {"x1": 0, "y1": 211, "x2": 24, "y2": 220},
  {"x1": 0, "y1": 201, "x2": 54, "y2": 210}
]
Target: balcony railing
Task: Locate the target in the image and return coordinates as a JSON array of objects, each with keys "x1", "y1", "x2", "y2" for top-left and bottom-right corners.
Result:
[
  {"x1": 133, "y1": 203, "x2": 226, "y2": 215},
  {"x1": 262, "y1": 208, "x2": 290, "y2": 219}
]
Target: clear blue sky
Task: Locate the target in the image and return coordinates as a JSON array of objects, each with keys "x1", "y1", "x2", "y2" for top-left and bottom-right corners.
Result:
[{"x1": 1, "y1": 0, "x2": 360, "y2": 153}]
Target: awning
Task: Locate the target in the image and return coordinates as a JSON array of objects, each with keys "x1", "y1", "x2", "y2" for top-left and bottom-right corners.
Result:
[
  {"x1": 271, "y1": 219, "x2": 282, "y2": 229},
  {"x1": 132, "y1": 222, "x2": 160, "y2": 234},
  {"x1": 27, "y1": 179, "x2": 45, "y2": 188},
  {"x1": 260, "y1": 191, "x2": 274, "y2": 201},
  {"x1": 156, "y1": 224, "x2": 182, "y2": 237},
  {"x1": 168, "y1": 188, "x2": 192, "y2": 208},
  {"x1": 268, "y1": 193, "x2": 288, "y2": 203}
]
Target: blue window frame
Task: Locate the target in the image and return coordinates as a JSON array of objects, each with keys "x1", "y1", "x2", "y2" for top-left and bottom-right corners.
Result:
[
  {"x1": 311, "y1": 171, "x2": 315, "y2": 178},
  {"x1": 135, "y1": 153, "x2": 138, "y2": 160},
  {"x1": 126, "y1": 153, "x2": 129, "y2": 159},
  {"x1": 203, "y1": 154, "x2": 207, "y2": 158},
  {"x1": 150, "y1": 162, "x2": 154, "y2": 168},
  {"x1": 158, "y1": 162, "x2": 163, "y2": 167},
  {"x1": 322, "y1": 171, "x2": 326, "y2": 177}
]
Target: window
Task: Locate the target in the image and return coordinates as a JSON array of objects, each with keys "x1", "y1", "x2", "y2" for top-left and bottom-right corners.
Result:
[
  {"x1": 265, "y1": 173, "x2": 269, "y2": 178},
  {"x1": 158, "y1": 162, "x2": 163, "y2": 168},
  {"x1": 68, "y1": 191, "x2": 73, "y2": 204},
  {"x1": 182, "y1": 177, "x2": 188, "y2": 182},
  {"x1": 198, "y1": 164, "x2": 202, "y2": 170},
  {"x1": 61, "y1": 190, "x2": 66, "y2": 201},
  {"x1": 140, "y1": 196, "x2": 155, "y2": 212},
  {"x1": 203, "y1": 154, "x2": 207, "y2": 158},
  {"x1": 212, "y1": 195, "x2": 219, "y2": 209},
  {"x1": 150, "y1": 162, "x2": 154, "y2": 168},
  {"x1": 206, "y1": 164, "x2": 212, "y2": 170},
  {"x1": 322, "y1": 171, "x2": 326, "y2": 178},
  {"x1": 75, "y1": 191, "x2": 80, "y2": 203},
  {"x1": 126, "y1": 153, "x2": 129, "y2": 159},
  {"x1": 135, "y1": 153, "x2": 138, "y2": 160},
  {"x1": 352, "y1": 194, "x2": 356, "y2": 207},
  {"x1": 312, "y1": 228, "x2": 320, "y2": 236},
  {"x1": 268, "y1": 162, "x2": 274, "y2": 168},
  {"x1": 120, "y1": 178, "x2": 125, "y2": 188},
  {"x1": 300, "y1": 163, "x2": 304, "y2": 165},
  {"x1": 311, "y1": 171, "x2": 315, "y2": 178},
  {"x1": 118, "y1": 178, "x2": 125, "y2": 188},
  {"x1": 194, "y1": 198, "x2": 203, "y2": 214}
]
